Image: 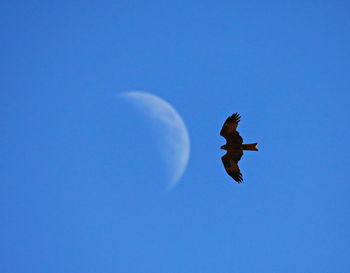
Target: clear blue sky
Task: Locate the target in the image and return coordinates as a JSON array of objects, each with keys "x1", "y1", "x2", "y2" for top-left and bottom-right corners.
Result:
[{"x1": 1, "y1": 1, "x2": 350, "y2": 272}]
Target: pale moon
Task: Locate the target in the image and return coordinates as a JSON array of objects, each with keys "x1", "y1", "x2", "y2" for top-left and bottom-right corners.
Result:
[{"x1": 119, "y1": 91, "x2": 190, "y2": 190}]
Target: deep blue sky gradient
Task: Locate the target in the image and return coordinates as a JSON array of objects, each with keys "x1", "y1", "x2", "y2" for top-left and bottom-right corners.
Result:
[{"x1": 1, "y1": 1, "x2": 350, "y2": 272}]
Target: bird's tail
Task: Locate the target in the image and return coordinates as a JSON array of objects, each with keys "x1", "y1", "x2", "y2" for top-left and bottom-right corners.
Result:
[{"x1": 242, "y1": 143, "x2": 258, "y2": 151}]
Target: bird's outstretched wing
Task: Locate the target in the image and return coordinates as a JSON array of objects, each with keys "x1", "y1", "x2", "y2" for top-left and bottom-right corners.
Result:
[
  {"x1": 220, "y1": 113, "x2": 243, "y2": 145},
  {"x1": 221, "y1": 151, "x2": 243, "y2": 183}
]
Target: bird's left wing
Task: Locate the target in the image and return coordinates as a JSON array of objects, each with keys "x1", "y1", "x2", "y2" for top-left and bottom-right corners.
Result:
[
  {"x1": 221, "y1": 151, "x2": 243, "y2": 183},
  {"x1": 220, "y1": 113, "x2": 243, "y2": 145}
]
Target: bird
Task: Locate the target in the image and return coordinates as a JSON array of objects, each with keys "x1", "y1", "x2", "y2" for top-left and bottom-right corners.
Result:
[{"x1": 220, "y1": 113, "x2": 258, "y2": 183}]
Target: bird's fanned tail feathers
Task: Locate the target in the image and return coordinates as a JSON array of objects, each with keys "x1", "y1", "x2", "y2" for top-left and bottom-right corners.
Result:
[{"x1": 242, "y1": 143, "x2": 258, "y2": 151}]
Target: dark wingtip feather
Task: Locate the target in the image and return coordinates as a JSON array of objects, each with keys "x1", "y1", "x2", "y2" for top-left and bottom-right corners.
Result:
[
  {"x1": 233, "y1": 172, "x2": 243, "y2": 183},
  {"x1": 229, "y1": 113, "x2": 241, "y2": 124}
]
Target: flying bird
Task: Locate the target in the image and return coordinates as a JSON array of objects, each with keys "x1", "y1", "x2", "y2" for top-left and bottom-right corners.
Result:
[{"x1": 220, "y1": 113, "x2": 258, "y2": 183}]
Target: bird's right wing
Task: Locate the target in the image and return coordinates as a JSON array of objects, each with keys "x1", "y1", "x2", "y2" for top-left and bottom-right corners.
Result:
[{"x1": 221, "y1": 151, "x2": 243, "y2": 183}]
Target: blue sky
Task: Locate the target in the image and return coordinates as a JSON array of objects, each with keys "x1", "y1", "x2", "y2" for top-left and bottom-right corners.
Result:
[{"x1": 1, "y1": 1, "x2": 350, "y2": 272}]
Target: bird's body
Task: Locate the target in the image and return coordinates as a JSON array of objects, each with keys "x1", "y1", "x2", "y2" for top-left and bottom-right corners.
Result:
[
  {"x1": 220, "y1": 113, "x2": 258, "y2": 183},
  {"x1": 221, "y1": 143, "x2": 258, "y2": 152}
]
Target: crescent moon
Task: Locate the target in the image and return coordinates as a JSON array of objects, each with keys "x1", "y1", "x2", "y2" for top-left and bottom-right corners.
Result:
[{"x1": 119, "y1": 91, "x2": 190, "y2": 190}]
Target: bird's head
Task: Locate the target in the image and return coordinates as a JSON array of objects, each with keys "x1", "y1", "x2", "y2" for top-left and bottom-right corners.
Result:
[{"x1": 220, "y1": 145, "x2": 227, "y2": 150}]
